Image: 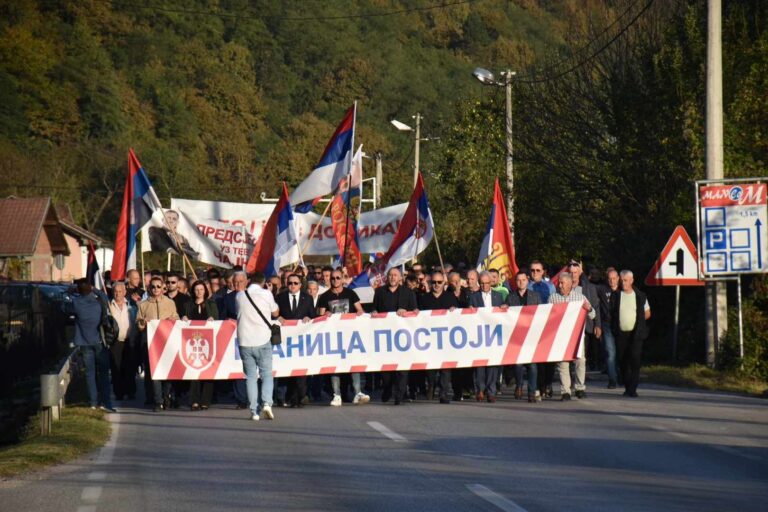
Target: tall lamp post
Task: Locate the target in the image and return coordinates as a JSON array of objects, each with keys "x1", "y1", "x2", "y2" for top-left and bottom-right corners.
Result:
[
  {"x1": 473, "y1": 67, "x2": 517, "y2": 239},
  {"x1": 391, "y1": 114, "x2": 423, "y2": 188}
]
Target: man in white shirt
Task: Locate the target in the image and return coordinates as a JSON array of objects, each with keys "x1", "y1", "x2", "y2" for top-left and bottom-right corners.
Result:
[{"x1": 236, "y1": 271, "x2": 280, "y2": 421}]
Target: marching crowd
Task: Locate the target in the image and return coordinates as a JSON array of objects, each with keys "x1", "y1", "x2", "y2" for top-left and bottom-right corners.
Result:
[{"x1": 72, "y1": 259, "x2": 650, "y2": 420}]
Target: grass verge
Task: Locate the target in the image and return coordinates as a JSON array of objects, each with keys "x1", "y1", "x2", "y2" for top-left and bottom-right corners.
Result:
[
  {"x1": 0, "y1": 406, "x2": 111, "y2": 479},
  {"x1": 643, "y1": 364, "x2": 768, "y2": 397}
]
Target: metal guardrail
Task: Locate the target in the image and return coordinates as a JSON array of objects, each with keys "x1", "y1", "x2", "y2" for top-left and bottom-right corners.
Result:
[{"x1": 39, "y1": 347, "x2": 79, "y2": 435}]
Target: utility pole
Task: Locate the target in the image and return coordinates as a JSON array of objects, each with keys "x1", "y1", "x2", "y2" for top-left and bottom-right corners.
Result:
[
  {"x1": 705, "y1": 0, "x2": 726, "y2": 367},
  {"x1": 375, "y1": 151, "x2": 383, "y2": 208},
  {"x1": 413, "y1": 113, "x2": 421, "y2": 188},
  {"x1": 503, "y1": 69, "x2": 516, "y2": 240}
]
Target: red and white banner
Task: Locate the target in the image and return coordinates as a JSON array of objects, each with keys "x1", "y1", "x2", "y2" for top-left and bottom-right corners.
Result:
[{"x1": 148, "y1": 303, "x2": 587, "y2": 380}]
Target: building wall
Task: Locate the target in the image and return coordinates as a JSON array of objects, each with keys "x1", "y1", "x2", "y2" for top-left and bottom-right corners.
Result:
[
  {"x1": 55, "y1": 234, "x2": 83, "y2": 282},
  {"x1": 30, "y1": 229, "x2": 53, "y2": 281}
]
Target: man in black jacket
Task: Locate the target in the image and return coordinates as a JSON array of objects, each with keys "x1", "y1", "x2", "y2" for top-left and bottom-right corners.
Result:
[
  {"x1": 372, "y1": 268, "x2": 418, "y2": 404},
  {"x1": 275, "y1": 273, "x2": 316, "y2": 407},
  {"x1": 418, "y1": 270, "x2": 459, "y2": 404},
  {"x1": 610, "y1": 270, "x2": 651, "y2": 398},
  {"x1": 507, "y1": 271, "x2": 542, "y2": 402}
]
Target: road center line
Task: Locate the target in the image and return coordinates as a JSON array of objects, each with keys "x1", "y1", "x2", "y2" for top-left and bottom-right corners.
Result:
[
  {"x1": 367, "y1": 421, "x2": 407, "y2": 442},
  {"x1": 617, "y1": 414, "x2": 637, "y2": 422},
  {"x1": 466, "y1": 484, "x2": 528, "y2": 512},
  {"x1": 87, "y1": 471, "x2": 107, "y2": 481},
  {"x1": 711, "y1": 445, "x2": 763, "y2": 461},
  {"x1": 81, "y1": 486, "x2": 102, "y2": 502}
]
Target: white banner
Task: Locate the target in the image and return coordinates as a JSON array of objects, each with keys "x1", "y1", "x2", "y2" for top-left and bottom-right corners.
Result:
[
  {"x1": 141, "y1": 199, "x2": 408, "y2": 268},
  {"x1": 147, "y1": 303, "x2": 588, "y2": 380}
]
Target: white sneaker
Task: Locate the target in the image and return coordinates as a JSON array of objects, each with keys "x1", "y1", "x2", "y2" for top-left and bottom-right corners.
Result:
[
  {"x1": 260, "y1": 405, "x2": 274, "y2": 420},
  {"x1": 251, "y1": 414, "x2": 260, "y2": 421},
  {"x1": 353, "y1": 392, "x2": 370, "y2": 405},
  {"x1": 330, "y1": 394, "x2": 342, "y2": 406}
]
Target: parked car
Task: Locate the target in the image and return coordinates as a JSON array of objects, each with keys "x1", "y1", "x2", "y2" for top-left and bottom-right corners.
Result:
[{"x1": 0, "y1": 281, "x2": 76, "y2": 397}]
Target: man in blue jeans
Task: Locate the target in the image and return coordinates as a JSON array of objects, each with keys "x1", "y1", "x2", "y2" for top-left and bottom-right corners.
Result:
[
  {"x1": 72, "y1": 280, "x2": 115, "y2": 412},
  {"x1": 235, "y1": 271, "x2": 279, "y2": 421}
]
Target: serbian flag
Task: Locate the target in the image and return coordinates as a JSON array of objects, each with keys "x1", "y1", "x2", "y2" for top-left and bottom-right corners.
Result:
[
  {"x1": 477, "y1": 178, "x2": 519, "y2": 283},
  {"x1": 355, "y1": 173, "x2": 434, "y2": 288},
  {"x1": 330, "y1": 145, "x2": 363, "y2": 277},
  {"x1": 111, "y1": 149, "x2": 162, "y2": 280},
  {"x1": 85, "y1": 241, "x2": 105, "y2": 291},
  {"x1": 290, "y1": 104, "x2": 356, "y2": 213},
  {"x1": 246, "y1": 182, "x2": 300, "y2": 276}
]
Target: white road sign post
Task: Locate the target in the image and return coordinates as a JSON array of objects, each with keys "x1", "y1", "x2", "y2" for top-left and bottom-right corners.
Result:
[
  {"x1": 695, "y1": 179, "x2": 768, "y2": 363},
  {"x1": 645, "y1": 226, "x2": 704, "y2": 359}
]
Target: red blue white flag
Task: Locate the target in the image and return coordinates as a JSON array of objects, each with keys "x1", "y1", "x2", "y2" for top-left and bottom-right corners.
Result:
[
  {"x1": 290, "y1": 104, "x2": 356, "y2": 213},
  {"x1": 477, "y1": 178, "x2": 519, "y2": 284},
  {"x1": 246, "y1": 182, "x2": 300, "y2": 276},
  {"x1": 112, "y1": 149, "x2": 162, "y2": 280},
  {"x1": 352, "y1": 173, "x2": 434, "y2": 289}
]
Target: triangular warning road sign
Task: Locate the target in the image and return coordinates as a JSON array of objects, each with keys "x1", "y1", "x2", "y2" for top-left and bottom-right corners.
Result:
[{"x1": 645, "y1": 226, "x2": 705, "y2": 286}]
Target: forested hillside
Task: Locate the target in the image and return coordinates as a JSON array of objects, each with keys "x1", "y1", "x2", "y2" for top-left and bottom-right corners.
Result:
[{"x1": 0, "y1": 0, "x2": 765, "y2": 269}]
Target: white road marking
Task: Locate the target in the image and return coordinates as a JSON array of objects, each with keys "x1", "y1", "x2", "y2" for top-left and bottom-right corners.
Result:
[
  {"x1": 617, "y1": 415, "x2": 637, "y2": 422},
  {"x1": 81, "y1": 486, "x2": 102, "y2": 502},
  {"x1": 77, "y1": 412, "x2": 120, "y2": 511},
  {"x1": 466, "y1": 484, "x2": 528, "y2": 512},
  {"x1": 367, "y1": 421, "x2": 406, "y2": 442},
  {"x1": 711, "y1": 445, "x2": 763, "y2": 462},
  {"x1": 95, "y1": 419, "x2": 120, "y2": 465}
]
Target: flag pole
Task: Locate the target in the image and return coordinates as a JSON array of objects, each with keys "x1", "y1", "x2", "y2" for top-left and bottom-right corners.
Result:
[
  {"x1": 292, "y1": 198, "x2": 333, "y2": 271},
  {"x1": 431, "y1": 214, "x2": 446, "y2": 277},
  {"x1": 341, "y1": 102, "x2": 357, "y2": 274},
  {"x1": 140, "y1": 230, "x2": 145, "y2": 284}
]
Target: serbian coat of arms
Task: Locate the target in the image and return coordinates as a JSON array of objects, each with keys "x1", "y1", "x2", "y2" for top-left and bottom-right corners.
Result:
[{"x1": 180, "y1": 328, "x2": 216, "y2": 372}]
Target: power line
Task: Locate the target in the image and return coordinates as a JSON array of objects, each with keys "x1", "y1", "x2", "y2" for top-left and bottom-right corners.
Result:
[
  {"x1": 105, "y1": 0, "x2": 476, "y2": 22},
  {"x1": 516, "y1": 0, "x2": 644, "y2": 81},
  {"x1": 517, "y1": 0, "x2": 655, "y2": 84}
]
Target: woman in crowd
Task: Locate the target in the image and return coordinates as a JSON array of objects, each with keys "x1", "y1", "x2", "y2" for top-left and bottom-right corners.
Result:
[{"x1": 182, "y1": 280, "x2": 219, "y2": 411}]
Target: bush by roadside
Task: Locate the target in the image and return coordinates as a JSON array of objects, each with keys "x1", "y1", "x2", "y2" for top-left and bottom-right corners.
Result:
[
  {"x1": 0, "y1": 406, "x2": 111, "y2": 479},
  {"x1": 643, "y1": 364, "x2": 768, "y2": 397}
]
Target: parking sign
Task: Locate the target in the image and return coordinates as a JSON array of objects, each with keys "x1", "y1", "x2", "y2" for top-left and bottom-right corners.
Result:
[{"x1": 696, "y1": 181, "x2": 767, "y2": 276}]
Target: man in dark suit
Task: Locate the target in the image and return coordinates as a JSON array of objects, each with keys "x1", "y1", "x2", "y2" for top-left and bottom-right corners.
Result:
[
  {"x1": 372, "y1": 267, "x2": 418, "y2": 405},
  {"x1": 507, "y1": 271, "x2": 542, "y2": 402},
  {"x1": 469, "y1": 271, "x2": 508, "y2": 403},
  {"x1": 417, "y1": 270, "x2": 459, "y2": 404},
  {"x1": 275, "y1": 273, "x2": 316, "y2": 407}
]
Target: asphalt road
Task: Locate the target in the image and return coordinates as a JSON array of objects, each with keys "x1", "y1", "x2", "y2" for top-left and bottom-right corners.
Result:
[{"x1": 2, "y1": 380, "x2": 767, "y2": 512}]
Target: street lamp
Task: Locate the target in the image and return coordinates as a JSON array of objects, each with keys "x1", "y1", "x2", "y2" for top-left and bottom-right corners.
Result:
[
  {"x1": 391, "y1": 114, "x2": 422, "y2": 188},
  {"x1": 473, "y1": 67, "x2": 517, "y2": 240}
]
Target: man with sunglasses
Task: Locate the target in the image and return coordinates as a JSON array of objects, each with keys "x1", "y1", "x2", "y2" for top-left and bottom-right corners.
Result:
[
  {"x1": 528, "y1": 260, "x2": 556, "y2": 397},
  {"x1": 372, "y1": 267, "x2": 418, "y2": 405},
  {"x1": 137, "y1": 275, "x2": 179, "y2": 411},
  {"x1": 275, "y1": 273, "x2": 316, "y2": 407},
  {"x1": 165, "y1": 272, "x2": 191, "y2": 313},
  {"x1": 317, "y1": 269, "x2": 369, "y2": 406},
  {"x1": 418, "y1": 270, "x2": 459, "y2": 404}
]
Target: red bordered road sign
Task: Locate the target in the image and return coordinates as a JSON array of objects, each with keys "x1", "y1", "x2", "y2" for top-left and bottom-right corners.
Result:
[{"x1": 645, "y1": 226, "x2": 705, "y2": 286}]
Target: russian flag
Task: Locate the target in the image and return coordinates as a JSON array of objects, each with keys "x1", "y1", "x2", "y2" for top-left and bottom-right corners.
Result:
[
  {"x1": 246, "y1": 182, "x2": 300, "y2": 276},
  {"x1": 111, "y1": 149, "x2": 162, "y2": 280},
  {"x1": 290, "y1": 104, "x2": 356, "y2": 213},
  {"x1": 353, "y1": 173, "x2": 434, "y2": 288},
  {"x1": 476, "y1": 177, "x2": 519, "y2": 282}
]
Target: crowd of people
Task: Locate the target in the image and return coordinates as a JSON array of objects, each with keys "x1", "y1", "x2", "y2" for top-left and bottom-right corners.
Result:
[{"x1": 71, "y1": 258, "x2": 651, "y2": 420}]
